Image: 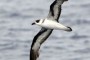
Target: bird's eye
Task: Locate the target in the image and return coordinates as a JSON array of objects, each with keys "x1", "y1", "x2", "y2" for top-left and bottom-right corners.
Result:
[{"x1": 36, "y1": 20, "x2": 39, "y2": 23}]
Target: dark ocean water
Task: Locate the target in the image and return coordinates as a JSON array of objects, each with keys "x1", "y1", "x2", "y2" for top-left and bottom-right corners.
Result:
[{"x1": 0, "y1": 0, "x2": 90, "y2": 60}]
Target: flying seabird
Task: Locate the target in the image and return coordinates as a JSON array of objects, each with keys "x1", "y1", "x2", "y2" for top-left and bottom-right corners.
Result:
[{"x1": 30, "y1": 0, "x2": 72, "y2": 60}]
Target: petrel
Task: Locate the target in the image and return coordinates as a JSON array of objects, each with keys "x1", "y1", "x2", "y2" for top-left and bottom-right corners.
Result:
[{"x1": 30, "y1": 0, "x2": 72, "y2": 60}]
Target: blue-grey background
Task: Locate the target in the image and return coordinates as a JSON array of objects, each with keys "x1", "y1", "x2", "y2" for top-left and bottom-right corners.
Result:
[{"x1": 0, "y1": 0, "x2": 90, "y2": 60}]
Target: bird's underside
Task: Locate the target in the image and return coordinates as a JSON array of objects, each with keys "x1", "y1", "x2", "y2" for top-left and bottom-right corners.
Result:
[{"x1": 30, "y1": 0, "x2": 68, "y2": 60}]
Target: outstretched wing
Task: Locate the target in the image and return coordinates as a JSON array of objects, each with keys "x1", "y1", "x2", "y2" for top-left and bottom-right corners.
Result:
[
  {"x1": 30, "y1": 0, "x2": 68, "y2": 60},
  {"x1": 30, "y1": 28, "x2": 53, "y2": 60},
  {"x1": 47, "y1": 0, "x2": 68, "y2": 21}
]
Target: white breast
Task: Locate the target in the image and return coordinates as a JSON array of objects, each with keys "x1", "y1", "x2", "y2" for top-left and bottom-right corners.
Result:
[{"x1": 40, "y1": 19, "x2": 68, "y2": 30}]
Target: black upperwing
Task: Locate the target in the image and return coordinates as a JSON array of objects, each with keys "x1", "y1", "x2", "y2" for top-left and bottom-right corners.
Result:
[{"x1": 47, "y1": 0, "x2": 68, "y2": 21}]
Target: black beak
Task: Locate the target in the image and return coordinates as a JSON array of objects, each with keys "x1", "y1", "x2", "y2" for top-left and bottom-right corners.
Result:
[{"x1": 31, "y1": 22, "x2": 35, "y2": 25}]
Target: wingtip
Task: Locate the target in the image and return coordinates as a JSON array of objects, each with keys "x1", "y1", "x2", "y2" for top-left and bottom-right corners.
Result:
[
  {"x1": 64, "y1": 0, "x2": 68, "y2": 1},
  {"x1": 62, "y1": 0, "x2": 68, "y2": 4},
  {"x1": 30, "y1": 49, "x2": 38, "y2": 60}
]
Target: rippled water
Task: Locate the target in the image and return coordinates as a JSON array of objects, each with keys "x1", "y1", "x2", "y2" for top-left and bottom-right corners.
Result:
[{"x1": 0, "y1": 0, "x2": 90, "y2": 60}]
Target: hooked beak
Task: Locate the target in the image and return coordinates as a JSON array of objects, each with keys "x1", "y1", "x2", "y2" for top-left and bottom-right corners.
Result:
[{"x1": 31, "y1": 22, "x2": 35, "y2": 25}]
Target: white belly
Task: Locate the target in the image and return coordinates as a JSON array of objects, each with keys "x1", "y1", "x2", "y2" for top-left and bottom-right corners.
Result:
[{"x1": 39, "y1": 20, "x2": 67, "y2": 30}]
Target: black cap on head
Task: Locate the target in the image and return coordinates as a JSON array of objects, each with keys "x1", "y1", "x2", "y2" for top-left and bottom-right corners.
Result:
[
  {"x1": 31, "y1": 19, "x2": 40, "y2": 25},
  {"x1": 36, "y1": 20, "x2": 40, "y2": 23}
]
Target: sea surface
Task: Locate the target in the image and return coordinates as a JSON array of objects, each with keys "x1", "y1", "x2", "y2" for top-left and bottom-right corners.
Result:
[{"x1": 0, "y1": 0, "x2": 90, "y2": 60}]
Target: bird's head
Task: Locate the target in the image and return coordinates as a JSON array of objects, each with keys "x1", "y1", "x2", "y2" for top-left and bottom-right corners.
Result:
[
  {"x1": 32, "y1": 19, "x2": 40, "y2": 25},
  {"x1": 31, "y1": 19, "x2": 44, "y2": 25}
]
